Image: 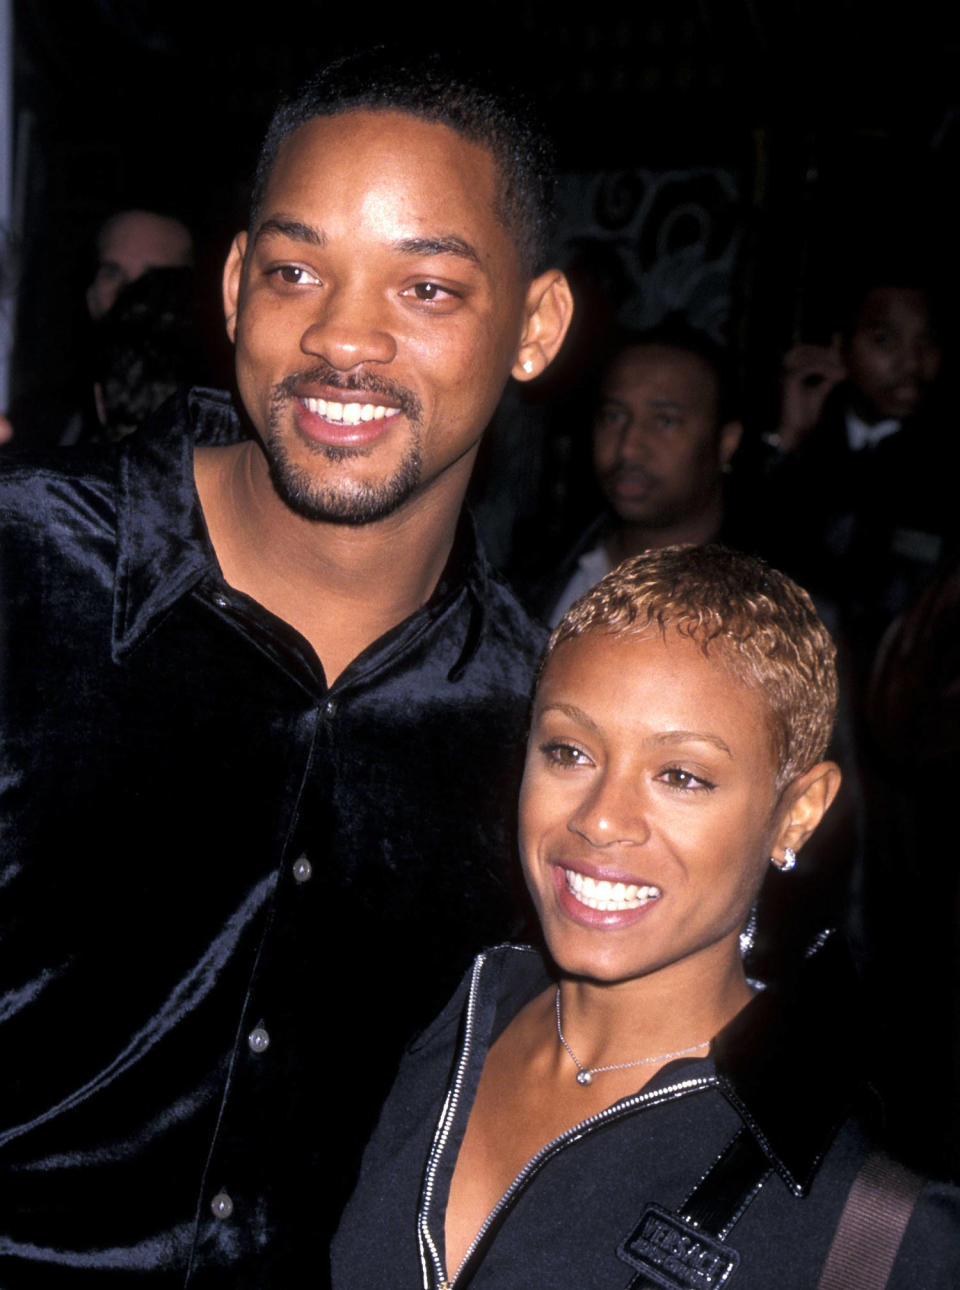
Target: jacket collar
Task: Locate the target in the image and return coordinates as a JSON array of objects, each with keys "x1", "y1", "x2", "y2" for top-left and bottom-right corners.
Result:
[
  {"x1": 111, "y1": 387, "x2": 493, "y2": 679},
  {"x1": 484, "y1": 934, "x2": 864, "y2": 1198},
  {"x1": 711, "y1": 932, "x2": 865, "y2": 1194}
]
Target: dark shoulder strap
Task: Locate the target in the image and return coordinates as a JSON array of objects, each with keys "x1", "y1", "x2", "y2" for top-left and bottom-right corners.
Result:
[
  {"x1": 817, "y1": 1151, "x2": 925, "y2": 1290},
  {"x1": 620, "y1": 1128, "x2": 771, "y2": 1289}
]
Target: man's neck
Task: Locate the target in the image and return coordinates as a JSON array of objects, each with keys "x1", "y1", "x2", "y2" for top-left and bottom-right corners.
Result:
[
  {"x1": 607, "y1": 500, "x2": 723, "y2": 563},
  {"x1": 194, "y1": 440, "x2": 468, "y2": 685}
]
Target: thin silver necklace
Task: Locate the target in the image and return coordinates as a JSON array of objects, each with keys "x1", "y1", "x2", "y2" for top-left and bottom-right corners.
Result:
[{"x1": 554, "y1": 986, "x2": 711, "y2": 1086}]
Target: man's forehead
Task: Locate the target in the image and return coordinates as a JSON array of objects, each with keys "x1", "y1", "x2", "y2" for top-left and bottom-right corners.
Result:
[
  {"x1": 603, "y1": 345, "x2": 719, "y2": 400},
  {"x1": 262, "y1": 109, "x2": 498, "y2": 202},
  {"x1": 250, "y1": 108, "x2": 521, "y2": 279},
  {"x1": 856, "y1": 286, "x2": 932, "y2": 326}
]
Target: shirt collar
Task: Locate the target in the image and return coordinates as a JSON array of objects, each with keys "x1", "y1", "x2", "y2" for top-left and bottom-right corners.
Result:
[
  {"x1": 113, "y1": 387, "x2": 237, "y2": 661},
  {"x1": 111, "y1": 386, "x2": 492, "y2": 676},
  {"x1": 845, "y1": 407, "x2": 901, "y2": 452}
]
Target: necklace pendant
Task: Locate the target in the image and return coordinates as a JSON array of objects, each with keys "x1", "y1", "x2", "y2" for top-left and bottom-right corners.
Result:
[{"x1": 576, "y1": 1069, "x2": 593, "y2": 1086}]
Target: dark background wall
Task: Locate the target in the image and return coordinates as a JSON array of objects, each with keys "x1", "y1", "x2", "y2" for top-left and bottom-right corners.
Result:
[{"x1": 7, "y1": 1, "x2": 960, "y2": 429}]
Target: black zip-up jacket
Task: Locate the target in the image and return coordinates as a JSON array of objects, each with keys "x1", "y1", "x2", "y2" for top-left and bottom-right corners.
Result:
[{"x1": 332, "y1": 941, "x2": 960, "y2": 1289}]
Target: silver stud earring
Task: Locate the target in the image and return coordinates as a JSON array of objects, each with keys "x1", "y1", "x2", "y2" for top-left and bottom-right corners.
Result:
[
  {"x1": 522, "y1": 358, "x2": 534, "y2": 374},
  {"x1": 773, "y1": 846, "x2": 797, "y2": 872}
]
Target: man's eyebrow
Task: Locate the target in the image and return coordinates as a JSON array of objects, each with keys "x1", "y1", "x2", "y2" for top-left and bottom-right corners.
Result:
[
  {"x1": 254, "y1": 218, "x2": 326, "y2": 249},
  {"x1": 392, "y1": 235, "x2": 481, "y2": 265}
]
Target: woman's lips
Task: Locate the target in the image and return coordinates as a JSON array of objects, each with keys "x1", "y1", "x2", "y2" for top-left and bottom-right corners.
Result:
[{"x1": 550, "y1": 862, "x2": 662, "y2": 928}]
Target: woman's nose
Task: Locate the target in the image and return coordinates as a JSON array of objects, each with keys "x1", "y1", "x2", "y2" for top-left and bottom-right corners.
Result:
[{"x1": 567, "y1": 771, "x2": 650, "y2": 849}]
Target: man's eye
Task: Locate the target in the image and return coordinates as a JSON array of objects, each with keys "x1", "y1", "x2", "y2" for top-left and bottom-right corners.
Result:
[
  {"x1": 404, "y1": 281, "x2": 458, "y2": 302},
  {"x1": 272, "y1": 265, "x2": 320, "y2": 286},
  {"x1": 595, "y1": 406, "x2": 628, "y2": 433}
]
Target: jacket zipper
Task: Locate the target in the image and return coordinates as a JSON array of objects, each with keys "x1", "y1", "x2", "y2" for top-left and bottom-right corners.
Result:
[
  {"x1": 417, "y1": 955, "x2": 716, "y2": 1290},
  {"x1": 418, "y1": 953, "x2": 488, "y2": 1290}
]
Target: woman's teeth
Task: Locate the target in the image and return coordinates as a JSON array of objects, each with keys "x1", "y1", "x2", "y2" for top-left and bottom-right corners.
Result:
[{"x1": 564, "y1": 869, "x2": 661, "y2": 911}]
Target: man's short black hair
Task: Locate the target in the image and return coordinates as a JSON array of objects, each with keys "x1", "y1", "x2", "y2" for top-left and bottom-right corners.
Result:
[
  {"x1": 250, "y1": 46, "x2": 556, "y2": 277},
  {"x1": 834, "y1": 260, "x2": 940, "y2": 343},
  {"x1": 598, "y1": 317, "x2": 740, "y2": 427}
]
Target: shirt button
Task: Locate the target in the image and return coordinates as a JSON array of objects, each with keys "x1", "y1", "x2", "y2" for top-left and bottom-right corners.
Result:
[
  {"x1": 248, "y1": 1025, "x2": 270, "y2": 1054},
  {"x1": 292, "y1": 855, "x2": 313, "y2": 884},
  {"x1": 323, "y1": 698, "x2": 336, "y2": 718},
  {"x1": 211, "y1": 1191, "x2": 234, "y2": 1220}
]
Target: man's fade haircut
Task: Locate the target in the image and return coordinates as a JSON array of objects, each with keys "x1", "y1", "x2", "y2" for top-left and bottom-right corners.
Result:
[
  {"x1": 250, "y1": 47, "x2": 557, "y2": 277},
  {"x1": 598, "y1": 317, "x2": 740, "y2": 427},
  {"x1": 546, "y1": 545, "x2": 837, "y2": 789}
]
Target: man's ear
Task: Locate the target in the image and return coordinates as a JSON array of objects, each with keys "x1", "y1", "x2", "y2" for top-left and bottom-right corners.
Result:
[
  {"x1": 512, "y1": 269, "x2": 574, "y2": 382},
  {"x1": 771, "y1": 761, "x2": 842, "y2": 868},
  {"x1": 222, "y1": 233, "x2": 247, "y2": 345},
  {"x1": 719, "y1": 419, "x2": 743, "y2": 468}
]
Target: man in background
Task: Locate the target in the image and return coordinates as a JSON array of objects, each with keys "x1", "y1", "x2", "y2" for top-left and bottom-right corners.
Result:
[{"x1": 526, "y1": 322, "x2": 742, "y2": 623}]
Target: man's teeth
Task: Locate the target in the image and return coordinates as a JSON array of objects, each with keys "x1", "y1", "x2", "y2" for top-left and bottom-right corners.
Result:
[
  {"x1": 302, "y1": 397, "x2": 401, "y2": 426},
  {"x1": 565, "y1": 869, "x2": 661, "y2": 912}
]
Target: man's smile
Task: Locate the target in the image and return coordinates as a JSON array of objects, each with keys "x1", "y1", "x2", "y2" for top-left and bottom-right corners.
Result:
[{"x1": 300, "y1": 396, "x2": 403, "y2": 427}]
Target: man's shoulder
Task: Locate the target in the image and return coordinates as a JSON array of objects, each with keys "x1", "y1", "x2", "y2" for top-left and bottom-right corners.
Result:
[
  {"x1": 468, "y1": 556, "x2": 549, "y2": 685},
  {"x1": 0, "y1": 442, "x2": 119, "y2": 541}
]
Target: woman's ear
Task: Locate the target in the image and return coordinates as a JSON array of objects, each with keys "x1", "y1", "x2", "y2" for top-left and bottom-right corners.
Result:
[
  {"x1": 771, "y1": 761, "x2": 842, "y2": 869},
  {"x1": 512, "y1": 269, "x2": 574, "y2": 382}
]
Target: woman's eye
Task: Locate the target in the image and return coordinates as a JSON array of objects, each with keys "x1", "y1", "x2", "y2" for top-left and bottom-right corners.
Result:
[
  {"x1": 540, "y1": 741, "x2": 590, "y2": 768},
  {"x1": 658, "y1": 767, "x2": 714, "y2": 792}
]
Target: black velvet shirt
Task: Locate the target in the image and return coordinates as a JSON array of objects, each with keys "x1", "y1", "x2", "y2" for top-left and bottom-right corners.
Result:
[{"x1": 0, "y1": 388, "x2": 546, "y2": 1287}]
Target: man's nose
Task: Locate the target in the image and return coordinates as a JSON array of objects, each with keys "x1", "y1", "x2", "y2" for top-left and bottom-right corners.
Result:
[
  {"x1": 300, "y1": 284, "x2": 397, "y2": 370},
  {"x1": 619, "y1": 419, "x2": 653, "y2": 461},
  {"x1": 567, "y1": 769, "x2": 651, "y2": 849}
]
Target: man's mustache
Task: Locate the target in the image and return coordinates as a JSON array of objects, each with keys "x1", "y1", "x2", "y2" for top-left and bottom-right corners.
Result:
[{"x1": 273, "y1": 365, "x2": 423, "y2": 423}]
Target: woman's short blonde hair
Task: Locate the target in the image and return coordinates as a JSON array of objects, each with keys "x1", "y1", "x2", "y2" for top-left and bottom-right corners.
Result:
[{"x1": 547, "y1": 545, "x2": 838, "y2": 788}]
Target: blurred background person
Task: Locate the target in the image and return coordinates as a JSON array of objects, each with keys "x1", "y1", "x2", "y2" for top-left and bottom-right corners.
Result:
[
  {"x1": 89, "y1": 264, "x2": 202, "y2": 441},
  {"x1": 8, "y1": 205, "x2": 197, "y2": 447},
  {"x1": 519, "y1": 322, "x2": 746, "y2": 624},
  {"x1": 763, "y1": 269, "x2": 954, "y2": 675},
  {"x1": 85, "y1": 208, "x2": 193, "y2": 321}
]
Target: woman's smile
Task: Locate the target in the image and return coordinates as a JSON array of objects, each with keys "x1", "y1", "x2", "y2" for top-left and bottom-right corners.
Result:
[{"x1": 520, "y1": 627, "x2": 784, "y2": 988}]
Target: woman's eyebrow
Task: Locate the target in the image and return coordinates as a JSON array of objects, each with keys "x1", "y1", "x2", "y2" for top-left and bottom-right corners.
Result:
[
  {"x1": 536, "y1": 701, "x2": 602, "y2": 736},
  {"x1": 648, "y1": 729, "x2": 733, "y2": 757}
]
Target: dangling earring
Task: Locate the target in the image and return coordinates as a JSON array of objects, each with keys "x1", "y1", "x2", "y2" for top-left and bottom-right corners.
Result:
[
  {"x1": 772, "y1": 846, "x2": 797, "y2": 872},
  {"x1": 739, "y1": 905, "x2": 758, "y2": 957}
]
